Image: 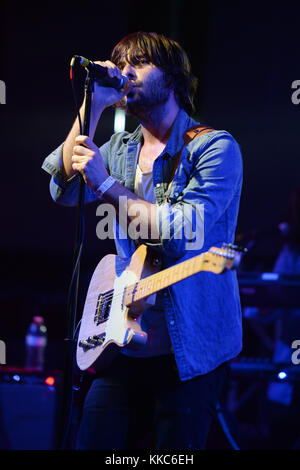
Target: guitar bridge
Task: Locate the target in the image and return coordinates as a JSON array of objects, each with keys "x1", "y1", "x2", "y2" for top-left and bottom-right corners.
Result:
[
  {"x1": 94, "y1": 291, "x2": 113, "y2": 325},
  {"x1": 79, "y1": 333, "x2": 106, "y2": 352}
]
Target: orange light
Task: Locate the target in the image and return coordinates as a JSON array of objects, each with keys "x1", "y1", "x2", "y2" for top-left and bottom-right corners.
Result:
[{"x1": 45, "y1": 376, "x2": 55, "y2": 386}]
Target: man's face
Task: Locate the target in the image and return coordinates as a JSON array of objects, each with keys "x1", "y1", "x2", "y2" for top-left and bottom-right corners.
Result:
[{"x1": 118, "y1": 60, "x2": 171, "y2": 117}]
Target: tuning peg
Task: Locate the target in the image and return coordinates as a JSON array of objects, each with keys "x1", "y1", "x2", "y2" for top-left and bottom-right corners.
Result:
[{"x1": 222, "y1": 243, "x2": 248, "y2": 253}]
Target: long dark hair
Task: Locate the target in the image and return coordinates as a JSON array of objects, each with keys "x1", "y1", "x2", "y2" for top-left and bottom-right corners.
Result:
[{"x1": 111, "y1": 31, "x2": 198, "y2": 115}]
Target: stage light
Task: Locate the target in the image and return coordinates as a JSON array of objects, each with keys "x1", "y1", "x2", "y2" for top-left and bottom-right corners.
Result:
[
  {"x1": 277, "y1": 371, "x2": 287, "y2": 380},
  {"x1": 45, "y1": 376, "x2": 55, "y2": 386}
]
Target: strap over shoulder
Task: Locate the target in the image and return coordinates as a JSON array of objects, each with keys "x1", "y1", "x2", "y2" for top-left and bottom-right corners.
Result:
[
  {"x1": 167, "y1": 124, "x2": 215, "y2": 191},
  {"x1": 183, "y1": 125, "x2": 215, "y2": 145}
]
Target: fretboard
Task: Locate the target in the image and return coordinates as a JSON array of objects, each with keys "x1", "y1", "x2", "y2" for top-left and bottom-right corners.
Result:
[{"x1": 123, "y1": 252, "x2": 207, "y2": 306}]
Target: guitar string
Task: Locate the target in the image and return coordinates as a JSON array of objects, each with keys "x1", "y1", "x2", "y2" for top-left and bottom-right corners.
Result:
[
  {"x1": 92, "y1": 251, "x2": 231, "y2": 311},
  {"x1": 93, "y1": 266, "x2": 193, "y2": 312},
  {"x1": 94, "y1": 273, "x2": 172, "y2": 306},
  {"x1": 93, "y1": 255, "x2": 208, "y2": 307}
]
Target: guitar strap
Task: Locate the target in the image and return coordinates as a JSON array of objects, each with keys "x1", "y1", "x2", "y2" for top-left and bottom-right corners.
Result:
[{"x1": 167, "y1": 124, "x2": 215, "y2": 193}]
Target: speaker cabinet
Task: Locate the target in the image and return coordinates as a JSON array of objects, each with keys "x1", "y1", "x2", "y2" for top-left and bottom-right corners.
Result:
[{"x1": 0, "y1": 368, "x2": 61, "y2": 450}]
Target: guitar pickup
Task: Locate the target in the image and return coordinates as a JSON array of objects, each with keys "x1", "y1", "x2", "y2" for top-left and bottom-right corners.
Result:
[{"x1": 79, "y1": 333, "x2": 106, "y2": 352}]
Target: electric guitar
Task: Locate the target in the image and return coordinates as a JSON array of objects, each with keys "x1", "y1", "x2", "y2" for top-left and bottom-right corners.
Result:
[{"x1": 76, "y1": 243, "x2": 241, "y2": 371}]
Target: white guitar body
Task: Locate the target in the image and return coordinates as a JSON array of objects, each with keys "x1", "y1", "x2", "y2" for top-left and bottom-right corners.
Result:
[
  {"x1": 76, "y1": 245, "x2": 159, "y2": 372},
  {"x1": 102, "y1": 270, "x2": 147, "y2": 349},
  {"x1": 76, "y1": 244, "x2": 238, "y2": 372}
]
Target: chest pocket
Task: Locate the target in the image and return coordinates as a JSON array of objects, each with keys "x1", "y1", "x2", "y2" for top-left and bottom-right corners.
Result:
[{"x1": 168, "y1": 150, "x2": 194, "y2": 202}]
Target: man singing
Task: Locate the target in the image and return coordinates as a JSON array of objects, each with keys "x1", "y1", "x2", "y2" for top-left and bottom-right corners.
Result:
[{"x1": 42, "y1": 31, "x2": 243, "y2": 450}]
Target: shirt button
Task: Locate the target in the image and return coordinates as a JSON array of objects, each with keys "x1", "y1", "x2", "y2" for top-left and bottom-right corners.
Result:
[
  {"x1": 174, "y1": 191, "x2": 179, "y2": 197},
  {"x1": 156, "y1": 183, "x2": 161, "y2": 187},
  {"x1": 170, "y1": 320, "x2": 175, "y2": 326}
]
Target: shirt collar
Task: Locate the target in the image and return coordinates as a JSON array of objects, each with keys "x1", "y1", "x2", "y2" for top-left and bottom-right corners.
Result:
[
  {"x1": 126, "y1": 108, "x2": 197, "y2": 157},
  {"x1": 163, "y1": 109, "x2": 197, "y2": 159}
]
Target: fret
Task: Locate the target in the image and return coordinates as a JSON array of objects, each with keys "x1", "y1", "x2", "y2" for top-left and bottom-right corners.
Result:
[{"x1": 124, "y1": 253, "x2": 204, "y2": 305}]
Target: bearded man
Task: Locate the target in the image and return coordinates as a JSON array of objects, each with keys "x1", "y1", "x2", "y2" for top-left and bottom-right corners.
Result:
[{"x1": 42, "y1": 31, "x2": 243, "y2": 450}]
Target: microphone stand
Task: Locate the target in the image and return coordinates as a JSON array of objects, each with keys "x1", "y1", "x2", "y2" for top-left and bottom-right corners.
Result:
[{"x1": 59, "y1": 73, "x2": 94, "y2": 450}]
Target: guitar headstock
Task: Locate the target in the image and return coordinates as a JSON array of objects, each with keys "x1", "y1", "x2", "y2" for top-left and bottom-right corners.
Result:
[{"x1": 202, "y1": 243, "x2": 246, "y2": 274}]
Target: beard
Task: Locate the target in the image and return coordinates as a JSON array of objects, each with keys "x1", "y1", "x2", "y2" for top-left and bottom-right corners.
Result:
[{"x1": 117, "y1": 72, "x2": 171, "y2": 119}]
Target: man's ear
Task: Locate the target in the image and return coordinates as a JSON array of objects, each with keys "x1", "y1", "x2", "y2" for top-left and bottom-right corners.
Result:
[{"x1": 163, "y1": 71, "x2": 174, "y2": 90}]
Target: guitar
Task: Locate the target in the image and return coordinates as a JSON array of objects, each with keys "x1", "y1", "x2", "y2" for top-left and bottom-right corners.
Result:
[{"x1": 76, "y1": 243, "x2": 241, "y2": 371}]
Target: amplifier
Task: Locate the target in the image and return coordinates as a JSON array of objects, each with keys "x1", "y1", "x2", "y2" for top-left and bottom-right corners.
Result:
[
  {"x1": 238, "y1": 272, "x2": 300, "y2": 308},
  {"x1": 0, "y1": 367, "x2": 61, "y2": 450}
]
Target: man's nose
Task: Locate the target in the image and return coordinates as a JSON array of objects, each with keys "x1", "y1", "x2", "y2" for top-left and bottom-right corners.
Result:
[{"x1": 122, "y1": 63, "x2": 136, "y2": 80}]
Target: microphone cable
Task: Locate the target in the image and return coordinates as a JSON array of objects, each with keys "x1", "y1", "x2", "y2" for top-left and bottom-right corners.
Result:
[{"x1": 215, "y1": 402, "x2": 240, "y2": 450}]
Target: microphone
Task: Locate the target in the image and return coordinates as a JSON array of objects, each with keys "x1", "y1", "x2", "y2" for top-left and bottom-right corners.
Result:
[{"x1": 72, "y1": 55, "x2": 128, "y2": 90}]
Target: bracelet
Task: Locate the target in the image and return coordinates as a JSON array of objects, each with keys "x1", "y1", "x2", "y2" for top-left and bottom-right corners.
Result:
[{"x1": 95, "y1": 176, "x2": 116, "y2": 198}]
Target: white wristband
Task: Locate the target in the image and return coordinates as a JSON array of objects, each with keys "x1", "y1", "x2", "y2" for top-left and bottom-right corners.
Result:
[{"x1": 95, "y1": 176, "x2": 116, "y2": 198}]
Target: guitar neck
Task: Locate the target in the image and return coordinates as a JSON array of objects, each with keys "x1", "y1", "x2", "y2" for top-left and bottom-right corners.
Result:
[{"x1": 124, "y1": 252, "x2": 206, "y2": 306}]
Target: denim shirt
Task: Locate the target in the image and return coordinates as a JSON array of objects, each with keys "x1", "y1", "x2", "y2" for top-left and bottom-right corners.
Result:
[{"x1": 42, "y1": 109, "x2": 243, "y2": 380}]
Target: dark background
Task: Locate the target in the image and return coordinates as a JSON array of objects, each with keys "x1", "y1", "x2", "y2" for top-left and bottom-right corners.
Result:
[{"x1": 1, "y1": 0, "x2": 300, "y2": 449}]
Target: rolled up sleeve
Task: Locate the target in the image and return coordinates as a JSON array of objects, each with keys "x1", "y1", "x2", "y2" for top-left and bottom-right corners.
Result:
[
  {"x1": 42, "y1": 141, "x2": 110, "y2": 206},
  {"x1": 157, "y1": 199, "x2": 204, "y2": 255}
]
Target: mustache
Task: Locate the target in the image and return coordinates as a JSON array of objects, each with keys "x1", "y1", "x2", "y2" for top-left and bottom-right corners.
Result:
[{"x1": 128, "y1": 80, "x2": 142, "y2": 89}]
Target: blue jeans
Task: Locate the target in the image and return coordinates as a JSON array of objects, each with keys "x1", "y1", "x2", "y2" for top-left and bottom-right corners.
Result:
[{"x1": 76, "y1": 353, "x2": 228, "y2": 450}]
